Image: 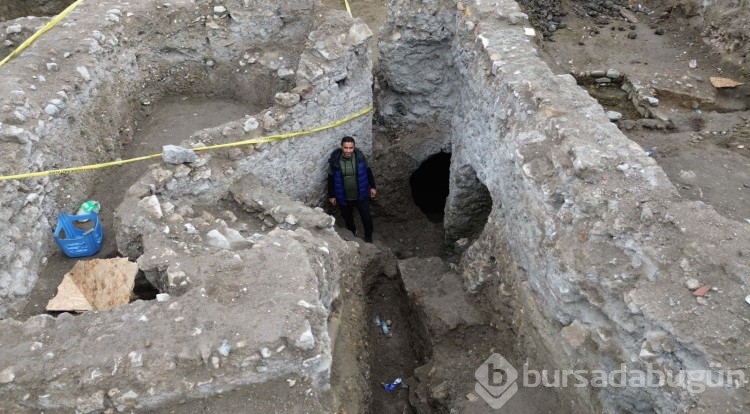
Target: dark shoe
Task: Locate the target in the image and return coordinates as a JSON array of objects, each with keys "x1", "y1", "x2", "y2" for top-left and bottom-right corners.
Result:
[{"x1": 365, "y1": 237, "x2": 373, "y2": 243}]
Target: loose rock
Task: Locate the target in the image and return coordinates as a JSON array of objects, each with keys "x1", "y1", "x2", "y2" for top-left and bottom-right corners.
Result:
[{"x1": 162, "y1": 145, "x2": 198, "y2": 164}]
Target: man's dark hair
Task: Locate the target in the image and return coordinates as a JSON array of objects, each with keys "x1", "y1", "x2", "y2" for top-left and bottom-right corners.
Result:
[{"x1": 341, "y1": 136, "x2": 355, "y2": 145}]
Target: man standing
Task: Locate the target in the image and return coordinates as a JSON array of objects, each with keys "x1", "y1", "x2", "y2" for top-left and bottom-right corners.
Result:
[{"x1": 328, "y1": 136, "x2": 377, "y2": 243}]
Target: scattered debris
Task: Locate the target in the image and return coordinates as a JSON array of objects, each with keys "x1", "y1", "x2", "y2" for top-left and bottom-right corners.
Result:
[
  {"x1": 709, "y1": 76, "x2": 744, "y2": 88},
  {"x1": 685, "y1": 278, "x2": 701, "y2": 290},
  {"x1": 693, "y1": 286, "x2": 711, "y2": 297},
  {"x1": 619, "y1": 7, "x2": 638, "y2": 23},
  {"x1": 218, "y1": 340, "x2": 231, "y2": 357},
  {"x1": 383, "y1": 377, "x2": 403, "y2": 392},
  {"x1": 373, "y1": 315, "x2": 393, "y2": 337},
  {"x1": 0, "y1": 367, "x2": 14, "y2": 384}
]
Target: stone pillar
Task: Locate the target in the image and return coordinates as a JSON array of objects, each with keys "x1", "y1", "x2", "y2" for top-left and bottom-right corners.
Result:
[{"x1": 443, "y1": 163, "x2": 492, "y2": 243}]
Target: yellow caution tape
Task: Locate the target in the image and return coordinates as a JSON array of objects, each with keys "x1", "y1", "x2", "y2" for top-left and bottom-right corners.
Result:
[
  {"x1": 0, "y1": 0, "x2": 87, "y2": 70},
  {"x1": 193, "y1": 104, "x2": 372, "y2": 152},
  {"x1": 0, "y1": 105, "x2": 373, "y2": 182},
  {"x1": 344, "y1": 0, "x2": 352, "y2": 17}
]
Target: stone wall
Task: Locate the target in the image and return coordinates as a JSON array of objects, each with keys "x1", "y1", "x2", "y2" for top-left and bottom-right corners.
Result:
[
  {"x1": 380, "y1": 0, "x2": 750, "y2": 412},
  {"x1": 0, "y1": 0, "x2": 372, "y2": 306},
  {"x1": 377, "y1": 0, "x2": 458, "y2": 128},
  {"x1": 0, "y1": 0, "x2": 374, "y2": 410}
]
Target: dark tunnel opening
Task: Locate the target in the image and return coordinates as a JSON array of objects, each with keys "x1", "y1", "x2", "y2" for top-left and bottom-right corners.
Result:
[{"x1": 409, "y1": 152, "x2": 451, "y2": 223}]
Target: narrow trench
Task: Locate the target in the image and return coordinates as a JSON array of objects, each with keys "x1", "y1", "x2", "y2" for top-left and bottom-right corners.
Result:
[
  {"x1": 362, "y1": 152, "x2": 451, "y2": 413},
  {"x1": 365, "y1": 275, "x2": 425, "y2": 414}
]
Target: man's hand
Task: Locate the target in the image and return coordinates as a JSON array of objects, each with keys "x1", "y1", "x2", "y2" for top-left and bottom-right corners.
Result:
[
  {"x1": 370, "y1": 188, "x2": 377, "y2": 198},
  {"x1": 329, "y1": 197, "x2": 337, "y2": 206}
]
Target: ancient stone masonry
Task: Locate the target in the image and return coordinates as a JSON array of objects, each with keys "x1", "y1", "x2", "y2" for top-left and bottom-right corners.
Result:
[
  {"x1": 0, "y1": 0, "x2": 376, "y2": 411},
  {"x1": 378, "y1": 0, "x2": 750, "y2": 412},
  {"x1": 377, "y1": 0, "x2": 459, "y2": 129},
  {"x1": 0, "y1": 0, "x2": 372, "y2": 307}
]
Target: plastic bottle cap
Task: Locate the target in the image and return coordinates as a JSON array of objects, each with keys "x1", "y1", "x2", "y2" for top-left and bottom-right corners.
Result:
[{"x1": 80, "y1": 200, "x2": 100, "y2": 214}]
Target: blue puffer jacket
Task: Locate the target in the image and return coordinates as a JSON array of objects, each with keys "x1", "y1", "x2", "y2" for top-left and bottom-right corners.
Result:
[{"x1": 327, "y1": 148, "x2": 376, "y2": 206}]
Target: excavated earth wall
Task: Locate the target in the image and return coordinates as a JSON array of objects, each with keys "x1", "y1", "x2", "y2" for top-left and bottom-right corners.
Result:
[
  {"x1": 379, "y1": 0, "x2": 750, "y2": 412},
  {"x1": 0, "y1": 0, "x2": 72, "y2": 22},
  {"x1": 671, "y1": 0, "x2": 750, "y2": 69},
  {"x1": 0, "y1": 0, "x2": 374, "y2": 412}
]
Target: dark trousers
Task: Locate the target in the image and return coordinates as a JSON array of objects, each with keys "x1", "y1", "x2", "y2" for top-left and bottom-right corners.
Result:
[{"x1": 340, "y1": 198, "x2": 373, "y2": 242}]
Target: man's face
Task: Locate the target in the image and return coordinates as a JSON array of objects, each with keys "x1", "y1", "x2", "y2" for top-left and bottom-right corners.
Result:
[{"x1": 341, "y1": 141, "x2": 355, "y2": 159}]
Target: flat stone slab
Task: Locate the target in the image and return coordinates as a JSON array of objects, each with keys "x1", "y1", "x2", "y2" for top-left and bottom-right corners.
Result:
[
  {"x1": 399, "y1": 257, "x2": 485, "y2": 337},
  {"x1": 46, "y1": 258, "x2": 138, "y2": 312}
]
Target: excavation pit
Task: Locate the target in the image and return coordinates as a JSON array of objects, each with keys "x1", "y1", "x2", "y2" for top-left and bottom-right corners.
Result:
[
  {"x1": 365, "y1": 274, "x2": 426, "y2": 413},
  {"x1": 576, "y1": 76, "x2": 642, "y2": 124},
  {"x1": 0, "y1": 1, "x2": 375, "y2": 411},
  {"x1": 2, "y1": 0, "x2": 750, "y2": 412}
]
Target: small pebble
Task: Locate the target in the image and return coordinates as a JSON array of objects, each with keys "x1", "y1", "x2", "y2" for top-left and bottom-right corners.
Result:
[
  {"x1": 685, "y1": 278, "x2": 701, "y2": 290},
  {"x1": 693, "y1": 286, "x2": 710, "y2": 297}
]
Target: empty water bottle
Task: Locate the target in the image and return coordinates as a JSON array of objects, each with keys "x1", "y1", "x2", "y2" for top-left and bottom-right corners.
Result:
[
  {"x1": 384, "y1": 377, "x2": 403, "y2": 391},
  {"x1": 77, "y1": 200, "x2": 101, "y2": 215},
  {"x1": 374, "y1": 315, "x2": 392, "y2": 336}
]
